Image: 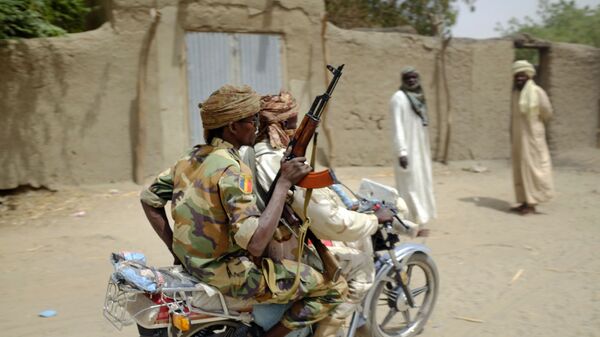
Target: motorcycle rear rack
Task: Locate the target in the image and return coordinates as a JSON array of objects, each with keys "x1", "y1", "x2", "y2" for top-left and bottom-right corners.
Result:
[
  {"x1": 103, "y1": 278, "x2": 253, "y2": 331},
  {"x1": 103, "y1": 279, "x2": 144, "y2": 330}
]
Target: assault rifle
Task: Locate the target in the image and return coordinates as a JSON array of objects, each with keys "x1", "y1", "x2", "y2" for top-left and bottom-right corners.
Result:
[{"x1": 265, "y1": 64, "x2": 344, "y2": 282}]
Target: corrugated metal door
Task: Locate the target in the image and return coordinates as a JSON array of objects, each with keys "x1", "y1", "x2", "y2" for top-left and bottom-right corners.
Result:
[{"x1": 185, "y1": 32, "x2": 282, "y2": 145}]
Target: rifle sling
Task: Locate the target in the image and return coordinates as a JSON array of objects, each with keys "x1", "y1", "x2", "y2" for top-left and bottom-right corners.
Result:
[{"x1": 265, "y1": 137, "x2": 318, "y2": 299}]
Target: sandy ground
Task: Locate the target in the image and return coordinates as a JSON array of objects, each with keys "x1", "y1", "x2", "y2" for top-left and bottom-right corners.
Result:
[{"x1": 1, "y1": 151, "x2": 599, "y2": 337}]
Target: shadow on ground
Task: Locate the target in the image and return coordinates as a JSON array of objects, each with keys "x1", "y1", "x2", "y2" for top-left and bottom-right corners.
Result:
[{"x1": 459, "y1": 196, "x2": 512, "y2": 213}]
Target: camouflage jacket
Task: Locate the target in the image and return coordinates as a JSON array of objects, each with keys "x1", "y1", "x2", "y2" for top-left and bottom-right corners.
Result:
[{"x1": 141, "y1": 138, "x2": 261, "y2": 272}]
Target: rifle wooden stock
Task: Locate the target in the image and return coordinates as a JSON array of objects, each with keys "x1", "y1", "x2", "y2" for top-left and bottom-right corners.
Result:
[
  {"x1": 297, "y1": 170, "x2": 336, "y2": 189},
  {"x1": 306, "y1": 229, "x2": 342, "y2": 282}
]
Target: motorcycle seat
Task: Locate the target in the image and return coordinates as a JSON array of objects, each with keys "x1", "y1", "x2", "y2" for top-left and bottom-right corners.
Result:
[
  {"x1": 156, "y1": 266, "x2": 257, "y2": 312},
  {"x1": 110, "y1": 252, "x2": 256, "y2": 313}
]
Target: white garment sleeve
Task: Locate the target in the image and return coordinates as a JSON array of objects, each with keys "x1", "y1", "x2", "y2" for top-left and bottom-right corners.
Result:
[
  {"x1": 537, "y1": 87, "x2": 553, "y2": 123},
  {"x1": 255, "y1": 152, "x2": 281, "y2": 193},
  {"x1": 390, "y1": 92, "x2": 409, "y2": 157},
  {"x1": 291, "y1": 188, "x2": 379, "y2": 242},
  {"x1": 254, "y1": 142, "x2": 378, "y2": 242}
]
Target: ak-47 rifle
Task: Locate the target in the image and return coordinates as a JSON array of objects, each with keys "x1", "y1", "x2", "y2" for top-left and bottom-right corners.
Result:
[{"x1": 265, "y1": 64, "x2": 344, "y2": 282}]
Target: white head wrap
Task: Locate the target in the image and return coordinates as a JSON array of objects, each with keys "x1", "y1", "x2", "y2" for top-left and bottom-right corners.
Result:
[{"x1": 512, "y1": 60, "x2": 536, "y2": 77}]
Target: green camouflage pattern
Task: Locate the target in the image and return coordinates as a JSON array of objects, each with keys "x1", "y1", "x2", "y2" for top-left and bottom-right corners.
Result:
[
  {"x1": 142, "y1": 137, "x2": 261, "y2": 270},
  {"x1": 272, "y1": 259, "x2": 347, "y2": 329},
  {"x1": 142, "y1": 137, "x2": 346, "y2": 329},
  {"x1": 197, "y1": 256, "x2": 347, "y2": 329}
]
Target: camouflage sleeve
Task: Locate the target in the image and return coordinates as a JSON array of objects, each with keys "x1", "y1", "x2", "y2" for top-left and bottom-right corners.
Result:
[
  {"x1": 140, "y1": 167, "x2": 174, "y2": 208},
  {"x1": 218, "y1": 165, "x2": 261, "y2": 250}
]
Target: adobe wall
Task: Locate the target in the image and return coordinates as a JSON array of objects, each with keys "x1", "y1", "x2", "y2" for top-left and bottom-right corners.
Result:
[
  {"x1": 324, "y1": 23, "x2": 515, "y2": 166},
  {"x1": 0, "y1": 0, "x2": 326, "y2": 189},
  {"x1": 0, "y1": 15, "x2": 152, "y2": 189},
  {"x1": 1, "y1": 0, "x2": 598, "y2": 189},
  {"x1": 156, "y1": 0, "x2": 328, "y2": 167},
  {"x1": 545, "y1": 43, "x2": 600, "y2": 152}
]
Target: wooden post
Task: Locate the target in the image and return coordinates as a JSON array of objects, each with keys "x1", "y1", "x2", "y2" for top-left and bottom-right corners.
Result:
[
  {"x1": 133, "y1": 8, "x2": 160, "y2": 184},
  {"x1": 597, "y1": 98, "x2": 600, "y2": 148}
]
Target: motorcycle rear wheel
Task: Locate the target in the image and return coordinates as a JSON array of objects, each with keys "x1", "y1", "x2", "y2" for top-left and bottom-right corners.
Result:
[
  {"x1": 137, "y1": 324, "x2": 167, "y2": 337},
  {"x1": 176, "y1": 320, "x2": 250, "y2": 337},
  {"x1": 368, "y1": 252, "x2": 438, "y2": 337}
]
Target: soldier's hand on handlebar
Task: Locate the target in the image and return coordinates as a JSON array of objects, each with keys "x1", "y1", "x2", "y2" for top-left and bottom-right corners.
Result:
[
  {"x1": 374, "y1": 206, "x2": 395, "y2": 224},
  {"x1": 280, "y1": 156, "x2": 312, "y2": 185},
  {"x1": 399, "y1": 156, "x2": 408, "y2": 169}
]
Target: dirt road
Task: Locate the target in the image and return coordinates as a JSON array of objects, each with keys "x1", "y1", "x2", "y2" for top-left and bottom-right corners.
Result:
[{"x1": 1, "y1": 154, "x2": 599, "y2": 337}]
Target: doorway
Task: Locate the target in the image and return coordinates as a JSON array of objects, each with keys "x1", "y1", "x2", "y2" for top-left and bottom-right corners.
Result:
[
  {"x1": 514, "y1": 39, "x2": 553, "y2": 149},
  {"x1": 513, "y1": 39, "x2": 550, "y2": 89},
  {"x1": 185, "y1": 32, "x2": 283, "y2": 145}
]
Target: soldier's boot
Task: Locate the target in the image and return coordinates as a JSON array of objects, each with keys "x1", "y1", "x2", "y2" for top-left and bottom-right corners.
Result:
[{"x1": 312, "y1": 316, "x2": 344, "y2": 337}]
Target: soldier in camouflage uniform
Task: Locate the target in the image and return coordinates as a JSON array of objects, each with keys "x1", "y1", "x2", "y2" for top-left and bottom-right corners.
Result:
[{"x1": 140, "y1": 85, "x2": 347, "y2": 337}]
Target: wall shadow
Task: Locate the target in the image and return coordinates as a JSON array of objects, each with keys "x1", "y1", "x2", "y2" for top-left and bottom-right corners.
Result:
[{"x1": 459, "y1": 196, "x2": 512, "y2": 213}]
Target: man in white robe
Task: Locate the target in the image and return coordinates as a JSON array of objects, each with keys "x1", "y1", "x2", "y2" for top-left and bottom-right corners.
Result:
[
  {"x1": 510, "y1": 60, "x2": 554, "y2": 215},
  {"x1": 389, "y1": 67, "x2": 436, "y2": 225}
]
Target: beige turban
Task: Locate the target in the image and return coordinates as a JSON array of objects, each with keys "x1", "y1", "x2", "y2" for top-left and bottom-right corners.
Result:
[
  {"x1": 512, "y1": 60, "x2": 536, "y2": 77},
  {"x1": 200, "y1": 84, "x2": 260, "y2": 130},
  {"x1": 257, "y1": 91, "x2": 299, "y2": 149},
  {"x1": 513, "y1": 60, "x2": 540, "y2": 116}
]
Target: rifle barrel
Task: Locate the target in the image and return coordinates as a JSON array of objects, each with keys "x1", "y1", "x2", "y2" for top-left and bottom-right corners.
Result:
[{"x1": 264, "y1": 64, "x2": 344, "y2": 204}]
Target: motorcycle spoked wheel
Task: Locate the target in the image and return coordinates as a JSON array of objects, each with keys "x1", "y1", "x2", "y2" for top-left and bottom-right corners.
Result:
[
  {"x1": 174, "y1": 320, "x2": 254, "y2": 337},
  {"x1": 367, "y1": 252, "x2": 439, "y2": 337}
]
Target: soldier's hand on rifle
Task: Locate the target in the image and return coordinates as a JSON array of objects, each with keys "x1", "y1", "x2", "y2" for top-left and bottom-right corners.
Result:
[
  {"x1": 399, "y1": 156, "x2": 408, "y2": 169},
  {"x1": 280, "y1": 156, "x2": 312, "y2": 186}
]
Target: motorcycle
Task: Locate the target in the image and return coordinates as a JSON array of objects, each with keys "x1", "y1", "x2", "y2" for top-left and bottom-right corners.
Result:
[{"x1": 103, "y1": 179, "x2": 438, "y2": 337}]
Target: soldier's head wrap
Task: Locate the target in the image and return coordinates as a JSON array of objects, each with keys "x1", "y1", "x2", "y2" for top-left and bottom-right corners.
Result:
[
  {"x1": 512, "y1": 60, "x2": 536, "y2": 77},
  {"x1": 257, "y1": 91, "x2": 298, "y2": 149},
  {"x1": 200, "y1": 84, "x2": 261, "y2": 131}
]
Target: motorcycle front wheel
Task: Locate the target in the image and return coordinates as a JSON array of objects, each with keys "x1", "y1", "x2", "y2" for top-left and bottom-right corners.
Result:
[{"x1": 367, "y1": 252, "x2": 439, "y2": 337}]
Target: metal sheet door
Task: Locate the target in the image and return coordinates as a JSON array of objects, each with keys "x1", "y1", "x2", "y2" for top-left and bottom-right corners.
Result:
[{"x1": 185, "y1": 32, "x2": 282, "y2": 145}]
